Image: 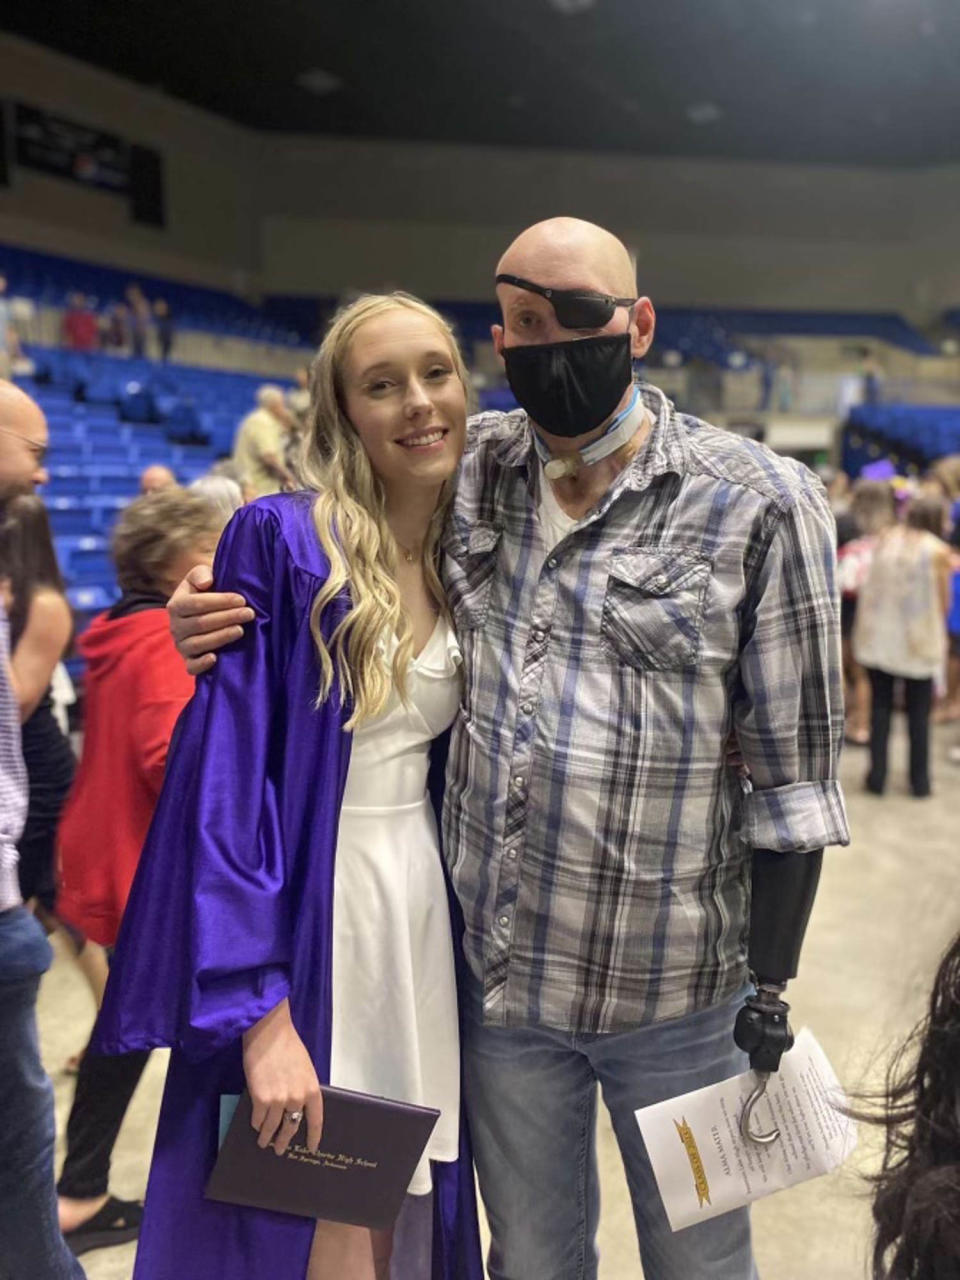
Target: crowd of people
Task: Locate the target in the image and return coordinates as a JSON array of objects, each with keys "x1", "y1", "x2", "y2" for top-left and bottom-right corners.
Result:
[
  {"x1": 832, "y1": 459, "x2": 960, "y2": 790},
  {"x1": 60, "y1": 285, "x2": 175, "y2": 363},
  {"x1": 0, "y1": 218, "x2": 956, "y2": 1280}
]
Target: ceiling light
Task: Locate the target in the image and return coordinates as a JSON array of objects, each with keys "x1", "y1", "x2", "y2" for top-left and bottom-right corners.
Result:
[
  {"x1": 297, "y1": 68, "x2": 343, "y2": 96},
  {"x1": 686, "y1": 101, "x2": 722, "y2": 126}
]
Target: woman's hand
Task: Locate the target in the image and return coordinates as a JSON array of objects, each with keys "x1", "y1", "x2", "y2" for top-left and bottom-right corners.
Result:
[
  {"x1": 167, "y1": 566, "x2": 254, "y2": 676},
  {"x1": 242, "y1": 999, "x2": 324, "y2": 1157}
]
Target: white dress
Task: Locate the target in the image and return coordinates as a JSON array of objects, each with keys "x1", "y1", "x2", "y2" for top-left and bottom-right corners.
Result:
[
  {"x1": 853, "y1": 527, "x2": 947, "y2": 680},
  {"x1": 329, "y1": 615, "x2": 462, "y2": 1196}
]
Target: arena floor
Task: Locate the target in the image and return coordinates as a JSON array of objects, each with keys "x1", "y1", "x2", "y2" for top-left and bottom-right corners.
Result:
[{"x1": 38, "y1": 717, "x2": 958, "y2": 1280}]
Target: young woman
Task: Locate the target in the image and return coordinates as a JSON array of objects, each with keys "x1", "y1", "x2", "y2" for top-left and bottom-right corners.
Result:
[
  {"x1": 92, "y1": 294, "x2": 483, "y2": 1279},
  {"x1": 0, "y1": 495, "x2": 76, "y2": 917},
  {"x1": 836, "y1": 478, "x2": 896, "y2": 746},
  {"x1": 853, "y1": 495, "x2": 951, "y2": 797},
  {"x1": 0, "y1": 496, "x2": 111, "y2": 1049}
]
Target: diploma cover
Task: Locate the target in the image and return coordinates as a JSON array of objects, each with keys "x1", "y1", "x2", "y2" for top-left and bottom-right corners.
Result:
[{"x1": 206, "y1": 1088, "x2": 439, "y2": 1230}]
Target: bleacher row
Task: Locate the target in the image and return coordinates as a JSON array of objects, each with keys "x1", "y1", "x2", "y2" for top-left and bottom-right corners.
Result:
[
  {"x1": 2, "y1": 240, "x2": 945, "y2": 363},
  {"x1": 1, "y1": 241, "x2": 307, "y2": 347},
  {"x1": 27, "y1": 346, "x2": 283, "y2": 456},
  {"x1": 18, "y1": 357, "x2": 250, "y2": 640},
  {"x1": 842, "y1": 403, "x2": 960, "y2": 477}
]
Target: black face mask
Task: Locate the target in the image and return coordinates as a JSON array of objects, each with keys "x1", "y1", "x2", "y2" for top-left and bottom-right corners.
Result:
[{"x1": 502, "y1": 333, "x2": 633, "y2": 438}]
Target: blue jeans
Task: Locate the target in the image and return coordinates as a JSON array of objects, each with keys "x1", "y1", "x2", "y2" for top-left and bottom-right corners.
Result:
[
  {"x1": 0, "y1": 907, "x2": 86, "y2": 1280},
  {"x1": 463, "y1": 980, "x2": 758, "y2": 1280}
]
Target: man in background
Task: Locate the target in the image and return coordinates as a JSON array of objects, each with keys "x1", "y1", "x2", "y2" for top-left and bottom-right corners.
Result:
[
  {"x1": 286, "y1": 365, "x2": 311, "y2": 427},
  {"x1": 125, "y1": 285, "x2": 151, "y2": 360},
  {"x1": 153, "y1": 299, "x2": 174, "y2": 363},
  {"x1": 139, "y1": 464, "x2": 178, "y2": 495},
  {"x1": 0, "y1": 380, "x2": 83, "y2": 1277},
  {"x1": 232, "y1": 384, "x2": 296, "y2": 498}
]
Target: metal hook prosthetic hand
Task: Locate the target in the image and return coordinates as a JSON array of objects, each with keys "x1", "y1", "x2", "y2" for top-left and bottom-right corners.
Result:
[{"x1": 734, "y1": 847, "x2": 823, "y2": 1143}]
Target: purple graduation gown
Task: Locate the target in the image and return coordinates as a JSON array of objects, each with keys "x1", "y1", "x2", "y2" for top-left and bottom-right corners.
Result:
[{"x1": 92, "y1": 493, "x2": 483, "y2": 1280}]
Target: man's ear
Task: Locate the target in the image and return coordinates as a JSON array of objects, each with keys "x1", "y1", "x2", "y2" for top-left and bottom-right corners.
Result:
[
  {"x1": 629, "y1": 299, "x2": 656, "y2": 360},
  {"x1": 491, "y1": 323, "x2": 505, "y2": 361}
]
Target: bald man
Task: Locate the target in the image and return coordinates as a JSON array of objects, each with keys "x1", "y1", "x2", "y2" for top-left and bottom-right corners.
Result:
[
  {"x1": 0, "y1": 382, "x2": 85, "y2": 1277},
  {"x1": 0, "y1": 379, "x2": 50, "y2": 499},
  {"x1": 232, "y1": 385, "x2": 296, "y2": 498},
  {"x1": 139, "y1": 463, "x2": 178, "y2": 495},
  {"x1": 170, "y1": 218, "x2": 848, "y2": 1279}
]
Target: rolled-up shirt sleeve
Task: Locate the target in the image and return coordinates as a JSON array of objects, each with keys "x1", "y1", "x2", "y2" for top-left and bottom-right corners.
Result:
[{"x1": 734, "y1": 478, "x2": 850, "y2": 852}]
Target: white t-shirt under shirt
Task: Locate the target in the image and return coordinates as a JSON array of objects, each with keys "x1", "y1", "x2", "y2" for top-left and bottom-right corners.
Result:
[{"x1": 537, "y1": 462, "x2": 578, "y2": 551}]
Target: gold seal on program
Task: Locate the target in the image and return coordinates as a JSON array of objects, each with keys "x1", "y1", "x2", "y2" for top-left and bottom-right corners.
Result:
[{"x1": 674, "y1": 1117, "x2": 711, "y2": 1208}]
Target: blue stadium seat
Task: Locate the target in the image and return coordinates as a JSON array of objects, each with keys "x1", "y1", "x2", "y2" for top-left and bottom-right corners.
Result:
[
  {"x1": 843, "y1": 403, "x2": 960, "y2": 475},
  {"x1": 94, "y1": 473, "x2": 139, "y2": 498},
  {"x1": 43, "y1": 471, "x2": 89, "y2": 499},
  {"x1": 49, "y1": 505, "x2": 99, "y2": 537},
  {"x1": 67, "y1": 585, "x2": 116, "y2": 613},
  {"x1": 54, "y1": 534, "x2": 109, "y2": 575},
  {"x1": 69, "y1": 547, "x2": 116, "y2": 585},
  {"x1": 49, "y1": 440, "x2": 87, "y2": 465},
  {"x1": 91, "y1": 442, "x2": 134, "y2": 463}
]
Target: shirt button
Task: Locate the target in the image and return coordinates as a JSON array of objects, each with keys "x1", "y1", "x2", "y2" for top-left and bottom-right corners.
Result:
[
  {"x1": 532, "y1": 628, "x2": 545, "y2": 643},
  {"x1": 506, "y1": 847, "x2": 518, "y2": 860},
  {"x1": 513, "y1": 775, "x2": 525, "y2": 790},
  {"x1": 521, "y1": 702, "x2": 534, "y2": 716},
  {"x1": 498, "y1": 914, "x2": 510, "y2": 927},
  {"x1": 547, "y1": 556, "x2": 558, "y2": 570}
]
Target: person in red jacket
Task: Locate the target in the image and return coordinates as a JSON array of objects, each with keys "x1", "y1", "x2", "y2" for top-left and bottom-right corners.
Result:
[
  {"x1": 61, "y1": 294, "x2": 100, "y2": 353},
  {"x1": 56, "y1": 487, "x2": 229, "y2": 1257}
]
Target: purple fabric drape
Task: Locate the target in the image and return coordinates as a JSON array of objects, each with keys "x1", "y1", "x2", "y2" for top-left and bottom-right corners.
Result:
[{"x1": 92, "y1": 494, "x2": 483, "y2": 1280}]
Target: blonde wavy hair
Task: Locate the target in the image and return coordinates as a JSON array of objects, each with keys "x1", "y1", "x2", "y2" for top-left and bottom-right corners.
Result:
[{"x1": 300, "y1": 293, "x2": 470, "y2": 728}]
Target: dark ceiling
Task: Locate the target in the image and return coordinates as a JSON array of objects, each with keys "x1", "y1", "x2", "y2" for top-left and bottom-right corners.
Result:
[{"x1": 6, "y1": 0, "x2": 960, "y2": 167}]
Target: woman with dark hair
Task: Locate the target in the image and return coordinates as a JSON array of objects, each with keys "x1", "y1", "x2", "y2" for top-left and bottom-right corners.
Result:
[
  {"x1": 854, "y1": 494, "x2": 951, "y2": 796},
  {"x1": 858, "y1": 930, "x2": 960, "y2": 1279},
  {"x1": 0, "y1": 495, "x2": 107, "y2": 1062},
  {"x1": 1, "y1": 496, "x2": 75, "y2": 908}
]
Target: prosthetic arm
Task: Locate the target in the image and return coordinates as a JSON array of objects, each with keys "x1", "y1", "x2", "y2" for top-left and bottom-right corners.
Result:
[{"x1": 734, "y1": 847, "x2": 823, "y2": 1075}]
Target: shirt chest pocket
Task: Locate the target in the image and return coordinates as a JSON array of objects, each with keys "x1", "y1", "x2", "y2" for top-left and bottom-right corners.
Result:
[
  {"x1": 442, "y1": 523, "x2": 501, "y2": 631},
  {"x1": 601, "y1": 548, "x2": 712, "y2": 671}
]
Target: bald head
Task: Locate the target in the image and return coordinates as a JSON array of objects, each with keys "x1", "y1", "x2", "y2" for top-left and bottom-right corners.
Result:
[
  {"x1": 493, "y1": 218, "x2": 654, "y2": 362},
  {"x1": 0, "y1": 380, "x2": 49, "y2": 499},
  {"x1": 0, "y1": 380, "x2": 47, "y2": 438},
  {"x1": 140, "y1": 464, "x2": 178, "y2": 495},
  {"x1": 497, "y1": 218, "x2": 637, "y2": 298}
]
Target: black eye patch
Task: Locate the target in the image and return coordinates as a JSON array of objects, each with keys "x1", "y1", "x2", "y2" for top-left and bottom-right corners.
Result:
[{"x1": 496, "y1": 273, "x2": 636, "y2": 330}]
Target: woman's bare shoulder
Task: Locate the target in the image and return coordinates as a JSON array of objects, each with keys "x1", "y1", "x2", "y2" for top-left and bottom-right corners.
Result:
[{"x1": 27, "y1": 588, "x2": 72, "y2": 632}]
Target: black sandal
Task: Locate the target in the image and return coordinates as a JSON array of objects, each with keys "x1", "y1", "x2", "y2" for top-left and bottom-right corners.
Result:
[{"x1": 64, "y1": 1196, "x2": 143, "y2": 1256}]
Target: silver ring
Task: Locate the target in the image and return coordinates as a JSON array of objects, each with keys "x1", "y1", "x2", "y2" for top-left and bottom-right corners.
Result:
[{"x1": 283, "y1": 1109, "x2": 303, "y2": 1125}]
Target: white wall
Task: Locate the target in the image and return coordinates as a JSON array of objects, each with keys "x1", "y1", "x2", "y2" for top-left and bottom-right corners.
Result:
[
  {"x1": 1, "y1": 33, "x2": 958, "y2": 321},
  {"x1": 256, "y1": 135, "x2": 955, "y2": 319}
]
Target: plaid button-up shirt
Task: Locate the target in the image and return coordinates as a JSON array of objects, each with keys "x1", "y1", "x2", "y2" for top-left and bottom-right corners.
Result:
[{"x1": 441, "y1": 382, "x2": 849, "y2": 1034}]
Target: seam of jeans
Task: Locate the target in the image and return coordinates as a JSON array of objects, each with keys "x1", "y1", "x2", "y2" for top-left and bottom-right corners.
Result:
[{"x1": 575, "y1": 1074, "x2": 591, "y2": 1279}]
